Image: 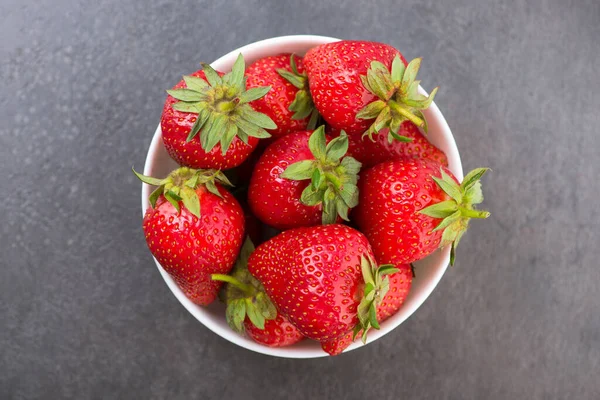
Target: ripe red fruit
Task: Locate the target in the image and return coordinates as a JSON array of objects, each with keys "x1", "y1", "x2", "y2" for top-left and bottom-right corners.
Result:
[
  {"x1": 161, "y1": 54, "x2": 276, "y2": 170},
  {"x1": 135, "y1": 167, "x2": 245, "y2": 305},
  {"x1": 244, "y1": 314, "x2": 305, "y2": 347},
  {"x1": 213, "y1": 238, "x2": 304, "y2": 347},
  {"x1": 353, "y1": 158, "x2": 490, "y2": 266},
  {"x1": 346, "y1": 122, "x2": 448, "y2": 168},
  {"x1": 320, "y1": 264, "x2": 412, "y2": 355},
  {"x1": 248, "y1": 126, "x2": 361, "y2": 230},
  {"x1": 304, "y1": 41, "x2": 404, "y2": 136},
  {"x1": 248, "y1": 224, "x2": 397, "y2": 343},
  {"x1": 304, "y1": 40, "x2": 438, "y2": 141},
  {"x1": 246, "y1": 54, "x2": 319, "y2": 140}
]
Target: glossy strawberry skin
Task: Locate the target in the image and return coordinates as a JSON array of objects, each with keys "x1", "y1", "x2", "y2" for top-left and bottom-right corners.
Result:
[
  {"x1": 303, "y1": 41, "x2": 406, "y2": 136},
  {"x1": 244, "y1": 314, "x2": 305, "y2": 347},
  {"x1": 161, "y1": 70, "x2": 259, "y2": 170},
  {"x1": 246, "y1": 54, "x2": 309, "y2": 140},
  {"x1": 143, "y1": 185, "x2": 245, "y2": 305},
  {"x1": 248, "y1": 224, "x2": 375, "y2": 342},
  {"x1": 354, "y1": 158, "x2": 454, "y2": 265},
  {"x1": 320, "y1": 264, "x2": 412, "y2": 355},
  {"x1": 345, "y1": 122, "x2": 449, "y2": 168},
  {"x1": 248, "y1": 130, "x2": 326, "y2": 230}
]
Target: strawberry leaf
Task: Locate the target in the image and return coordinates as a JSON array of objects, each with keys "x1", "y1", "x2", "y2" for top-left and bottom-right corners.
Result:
[
  {"x1": 311, "y1": 168, "x2": 324, "y2": 190},
  {"x1": 277, "y1": 68, "x2": 305, "y2": 89},
  {"x1": 172, "y1": 101, "x2": 203, "y2": 113},
  {"x1": 391, "y1": 55, "x2": 405, "y2": 83},
  {"x1": 245, "y1": 298, "x2": 265, "y2": 329},
  {"x1": 204, "y1": 114, "x2": 228, "y2": 152},
  {"x1": 432, "y1": 210, "x2": 462, "y2": 232},
  {"x1": 183, "y1": 75, "x2": 209, "y2": 92},
  {"x1": 239, "y1": 106, "x2": 277, "y2": 129},
  {"x1": 164, "y1": 190, "x2": 181, "y2": 213},
  {"x1": 461, "y1": 168, "x2": 490, "y2": 191},
  {"x1": 308, "y1": 126, "x2": 327, "y2": 160},
  {"x1": 419, "y1": 200, "x2": 458, "y2": 218},
  {"x1": 226, "y1": 299, "x2": 246, "y2": 333},
  {"x1": 432, "y1": 169, "x2": 463, "y2": 203},
  {"x1": 148, "y1": 186, "x2": 163, "y2": 208},
  {"x1": 464, "y1": 181, "x2": 484, "y2": 205},
  {"x1": 325, "y1": 132, "x2": 349, "y2": 162},
  {"x1": 281, "y1": 160, "x2": 317, "y2": 180},
  {"x1": 356, "y1": 100, "x2": 387, "y2": 120},
  {"x1": 239, "y1": 86, "x2": 272, "y2": 104},
  {"x1": 180, "y1": 186, "x2": 200, "y2": 218},
  {"x1": 219, "y1": 123, "x2": 238, "y2": 156},
  {"x1": 400, "y1": 58, "x2": 422, "y2": 94},
  {"x1": 233, "y1": 116, "x2": 272, "y2": 139},
  {"x1": 186, "y1": 109, "x2": 210, "y2": 142},
  {"x1": 166, "y1": 88, "x2": 204, "y2": 102},
  {"x1": 338, "y1": 183, "x2": 359, "y2": 208},
  {"x1": 300, "y1": 186, "x2": 325, "y2": 206},
  {"x1": 226, "y1": 54, "x2": 245, "y2": 90},
  {"x1": 200, "y1": 62, "x2": 223, "y2": 86},
  {"x1": 340, "y1": 156, "x2": 362, "y2": 176}
]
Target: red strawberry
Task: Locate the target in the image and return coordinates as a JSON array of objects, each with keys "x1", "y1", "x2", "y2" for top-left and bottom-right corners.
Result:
[
  {"x1": 244, "y1": 314, "x2": 305, "y2": 347},
  {"x1": 246, "y1": 54, "x2": 319, "y2": 140},
  {"x1": 248, "y1": 126, "x2": 361, "y2": 230},
  {"x1": 321, "y1": 264, "x2": 412, "y2": 355},
  {"x1": 213, "y1": 238, "x2": 304, "y2": 347},
  {"x1": 353, "y1": 158, "x2": 490, "y2": 266},
  {"x1": 134, "y1": 167, "x2": 245, "y2": 305},
  {"x1": 346, "y1": 122, "x2": 448, "y2": 168},
  {"x1": 248, "y1": 224, "x2": 398, "y2": 344},
  {"x1": 304, "y1": 40, "x2": 437, "y2": 140},
  {"x1": 161, "y1": 54, "x2": 276, "y2": 170}
]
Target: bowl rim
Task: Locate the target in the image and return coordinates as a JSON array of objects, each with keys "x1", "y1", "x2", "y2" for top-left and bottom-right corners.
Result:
[{"x1": 141, "y1": 34, "x2": 463, "y2": 358}]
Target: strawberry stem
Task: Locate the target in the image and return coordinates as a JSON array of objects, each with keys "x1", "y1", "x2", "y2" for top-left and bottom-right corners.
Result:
[
  {"x1": 211, "y1": 274, "x2": 253, "y2": 294},
  {"x1": 459, "y1": 207, "x2": 490, "y2": 219},
  {"x1": 389, "y1": 100, "x2": 424, "y2": 127}
]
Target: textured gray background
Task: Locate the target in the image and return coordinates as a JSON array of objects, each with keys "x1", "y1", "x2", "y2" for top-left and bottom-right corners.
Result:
[{"x1": 1, "y1": 0, "x2": 599, "y2": 398}]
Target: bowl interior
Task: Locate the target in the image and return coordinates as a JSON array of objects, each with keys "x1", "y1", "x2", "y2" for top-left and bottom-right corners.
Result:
[{"x1": 141, "y1": 35, "x2": 463, "y2": 358}]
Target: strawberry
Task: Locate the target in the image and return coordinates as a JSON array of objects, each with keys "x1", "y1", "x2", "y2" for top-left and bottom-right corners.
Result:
[
  {"x1": 248, "y1": 224, "x2": 398, "y2": 344},
  {"x1": 161, "y1": 54, "x2": 276, "y2": 170},
  {"x1": 346, "y1": 122, "x2": 448, "y2": 169},
  {"x1": 246, "y1": 54, "x2": 319, "y2": 140},
  {"x1": 244, "y1": 314, "x2": 305, "y2": 347},
  {"x1": 320, "y1": 264, "x2": 412, "y2": 355},
  {"x1": 134, "y1": 167, "x2": 244, "y2": 305},
  {"x1": 248, "y1": 126, "x2": 361, "y2": 230},
  {"x1": 353, "y1": 158, "x2": 490, "y2": 266},
  {"x1": 304, "y1": 40, "x2": 437, "y2": 140},
  {"x1": 212, "y1": 238, "x2": 304, "y2": 347}
]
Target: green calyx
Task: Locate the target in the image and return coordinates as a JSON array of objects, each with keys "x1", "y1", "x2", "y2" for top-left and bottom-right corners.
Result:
[
  {"x1": 354, "y1": 256, "x2": 399, "y2": 343},
  {"x1": 280, "y1": 126, "x2": 362, "y2": 225},
  {"x1": 356, "y1": 56, "x2": 438, "y2": 142},
  {"x1": 212, "y1": 238, "x2": 277, "y2": 333},
  {"x1": 133, "y1": 166, "x2": 233, "y2": 218},
  {"x1": 276, "y1": 54, "x2": 321, "y2": 130},
  {"x1": 166, "y1": 54, "x2": 276, "y2": 155},
  {"x1": 419, "y1": 167, "x2": 491, "y2": 266}
]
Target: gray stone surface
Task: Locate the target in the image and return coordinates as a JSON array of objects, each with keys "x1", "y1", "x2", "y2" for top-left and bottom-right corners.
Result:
[{"x1": 1, "y1": 0, "x2": 599, "y2": 398}]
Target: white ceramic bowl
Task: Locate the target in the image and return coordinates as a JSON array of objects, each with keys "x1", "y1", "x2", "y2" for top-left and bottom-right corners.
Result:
[{"x1": 141, "y1": 35, "x2": 463, "y2": 358}]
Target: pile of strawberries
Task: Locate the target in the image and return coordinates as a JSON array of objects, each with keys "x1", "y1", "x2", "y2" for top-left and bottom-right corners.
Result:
[{"x1": 135, "y1": 40, "x2": 490, "y2": 356}]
